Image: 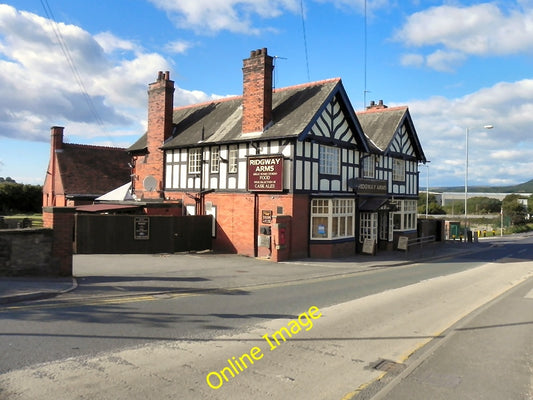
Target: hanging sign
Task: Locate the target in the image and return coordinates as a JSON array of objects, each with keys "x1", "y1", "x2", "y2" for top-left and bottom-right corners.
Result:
[{"x1": 247, "y1": 155, "x2": 284, "y2": 192}]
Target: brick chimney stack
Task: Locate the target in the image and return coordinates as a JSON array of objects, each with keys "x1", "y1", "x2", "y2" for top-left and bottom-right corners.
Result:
[
  {"x1": 366, "y1": 100, "x2": 388, "y2": 110},
  {"x1": 50, "y1": 126, "x2": 64, "y2": 151},
  {"x1": 139, "y1": 71, "x2": 175, "y2": 199},
  {"x1": 148, "y1": 71, "x2": 175, "y2": 144},
  {"x1": 242, "y1": 48, "x2": 274, "y2": 134}
]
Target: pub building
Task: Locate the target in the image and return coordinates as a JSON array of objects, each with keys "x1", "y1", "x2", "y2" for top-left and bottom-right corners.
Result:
[{"x1": 127, "y1": 48, "x2": 427, "y2": 260}]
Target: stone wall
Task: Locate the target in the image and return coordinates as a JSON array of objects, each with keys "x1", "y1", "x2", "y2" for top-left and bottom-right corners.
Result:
[{"x1": 0, "y1": 229, "x2": 57, "y2": 276}]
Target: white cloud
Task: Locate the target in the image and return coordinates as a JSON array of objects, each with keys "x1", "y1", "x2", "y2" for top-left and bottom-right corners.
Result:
[
  {"x1": 94, "y1": 31, "x2": 142, "y2": 54},
  {"x1": 405, "y1": 79, "x2": 533, "y2": 186},
  {"x1": 165, "y1": 40, "x2": 194, "y2": 54},
  {"x1": 400, "y1": 53, "x2": 424, "y2": 68},
  {"x1": 147, "y1": 0, "x2": 300, "y2": 34},
  {"x1": 395, "y1": 2, "x2": 533, "y2": 71},
  {"x1": 0, "y1": 5, "x2": 218, "y2": 144},
  {"x1": 425, "y1": 50, "x2": 466, "y2": 72}
]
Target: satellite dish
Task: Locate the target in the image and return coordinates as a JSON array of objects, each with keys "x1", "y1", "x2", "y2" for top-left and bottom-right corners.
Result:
[{"x1": 143, "y1": 175, "x2": 158, "y2": 192}]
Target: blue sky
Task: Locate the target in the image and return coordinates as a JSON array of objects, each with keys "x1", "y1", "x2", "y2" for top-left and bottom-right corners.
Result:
[{"x1": 1, "y1": 0, "x2": 533, "y2": 188}]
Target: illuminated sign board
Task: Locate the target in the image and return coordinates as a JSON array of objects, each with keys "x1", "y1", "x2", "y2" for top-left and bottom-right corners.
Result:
[{"x1": 247, "y1": 155, "x2": 284, "y2": 192}]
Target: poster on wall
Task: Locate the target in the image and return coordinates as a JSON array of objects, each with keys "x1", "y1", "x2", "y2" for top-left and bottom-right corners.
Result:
[
  {"x1": 247, "y1": 155, "x2": 284, "y2": 192},
  {"x1": 134, "y1": 216, "x2": 150, "y2": 240}
]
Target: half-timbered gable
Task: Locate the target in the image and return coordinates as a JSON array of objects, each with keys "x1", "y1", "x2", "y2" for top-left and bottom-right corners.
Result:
[
  {"x1": 294, "y1": 83, "x2": 368, "y2": 193},
  {"x1": 356, "y1": 103, "x2": 427, "y2": 245},
  {"x1": 357, "y1": 105, "x2": 426, "y2": 196}
]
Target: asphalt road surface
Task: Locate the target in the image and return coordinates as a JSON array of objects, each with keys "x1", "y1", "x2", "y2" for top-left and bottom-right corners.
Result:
[{"x1": 1, "y1": 237, "x2": 532, "y2": 399}]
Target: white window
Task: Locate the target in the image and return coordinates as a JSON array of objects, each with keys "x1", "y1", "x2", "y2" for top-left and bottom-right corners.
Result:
[
  {"x1": 210, "y1": 147, "x2": 220, "y2": 174},
  {"x1": 391, "y1": 199, "x2": 417, "y2": 231},
  {"x1": 311, "y1": 198, "x2": 354, "y2": 240},
  {"x1": 362, "y1": 155, "x2": 375, "y2": 178},
  {"x1": 228, "y1": 146, "x2": 238, "y2": 173},
  {"x1": 319, "y1": 145, "x2": 340, "y2": 175},
  {"x1": 188, "y1": 148, "x2": 201, "y2": 174},
  {"x1": 393, "y1": 159, "x2": 405, "y2": 182},
  {"x1": 360, "y1": 212, "x2": 378, "y2": 243}
]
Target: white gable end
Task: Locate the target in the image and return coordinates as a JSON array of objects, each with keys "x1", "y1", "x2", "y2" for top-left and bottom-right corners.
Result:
[
  {"x1": 389, "y1": 125, "x2": 415, "y2": 157},
  {"x1": 309, "y1": 96, "x2": 357, "y2": 146}
]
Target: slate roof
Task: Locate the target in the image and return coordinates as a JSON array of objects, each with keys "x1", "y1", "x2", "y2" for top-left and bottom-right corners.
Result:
[
  {"x1": 357, "y1": 106, "x2": 408, "y2": 151},
  {"x1": 56, "y1": 143, "x2": 131, "y2": 196},
  {"x1": 128, "y1": 78, "x2": 369, "y2": 152},
  {"x1": 357, "y1": 106, "x2": 426, "y2": 161},
  {"x1": 164, "y1": 78, "x2": 347, "y2": 149}
]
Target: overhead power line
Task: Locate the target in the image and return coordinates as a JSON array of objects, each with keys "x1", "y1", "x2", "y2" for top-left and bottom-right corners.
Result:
[
  {"x1": 300, "y1": 0, "x2": 311, "y2": 82},
  {"x1": 40, "y1": 0, "x2": 106, "y2": 128}
]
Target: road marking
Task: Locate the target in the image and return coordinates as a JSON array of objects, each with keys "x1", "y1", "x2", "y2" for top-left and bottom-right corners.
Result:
[
  {"x1": 525, "y1": 289, "x2": 533, "y2": 299},
  {"x1": 0, "y1": 292, "x2": 201, "y2": 312}
]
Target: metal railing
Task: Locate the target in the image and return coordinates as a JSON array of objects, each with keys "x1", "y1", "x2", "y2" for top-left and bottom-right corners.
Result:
[{"x1": 407, "y1": 235, "x2": 436, "y2": 248}]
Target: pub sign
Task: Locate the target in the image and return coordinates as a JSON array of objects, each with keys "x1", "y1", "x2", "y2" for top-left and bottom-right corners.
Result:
[{"x1": 247, "y1": 155, "x2": 284, "y2": 192}]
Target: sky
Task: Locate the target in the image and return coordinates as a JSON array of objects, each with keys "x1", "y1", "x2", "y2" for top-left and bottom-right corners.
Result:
[{"x1": 1, "y1": 0, "x2": 533, "y2": 188}]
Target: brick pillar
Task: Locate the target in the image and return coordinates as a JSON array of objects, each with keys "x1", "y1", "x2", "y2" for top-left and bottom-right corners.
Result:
[
  {"x1": 271, "y1": 215, "x2": 291, "y2": 262},
  {"x1": 42, "y1": 207, "x2": 75, "y2": 276},
  {"x1": 242, "y1": 48, "x2": 273, "y2": 134}
]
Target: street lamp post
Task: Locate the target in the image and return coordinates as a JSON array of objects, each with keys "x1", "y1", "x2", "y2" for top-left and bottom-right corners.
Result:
[
  {"x1": 464, "y1": 125, "x2": 493, "y2": 242},
  {"x1": 425, "y1": 162, "x2": 430, "y2": 218}
]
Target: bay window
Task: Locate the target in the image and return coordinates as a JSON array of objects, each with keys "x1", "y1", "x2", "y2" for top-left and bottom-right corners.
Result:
[
  {"x1": 391, "y1": 199, "x2": 417, "y2": 231},
  {"x1": 311, "y1": 198, "x2": 354, "y2": 240}
]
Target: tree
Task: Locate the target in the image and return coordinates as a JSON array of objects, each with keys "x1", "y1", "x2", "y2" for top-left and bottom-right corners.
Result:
[
  {"x1": 0, "y1": 182, "x2": 42, "y2": 214},
  {"x1": 418, "y1": 193, "x2": 446, "y2": 215},
  {"x1": 502, "y1": 194, "x2": 527, "y2": 225},
  {"x1": 468, "y1": 197, "x2": 501, "y2": 214}
]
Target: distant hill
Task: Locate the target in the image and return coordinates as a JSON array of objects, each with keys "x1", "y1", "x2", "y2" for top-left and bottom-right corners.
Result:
[{"x1": 432, "y1": 179, "x2": 533, "y2": 194}]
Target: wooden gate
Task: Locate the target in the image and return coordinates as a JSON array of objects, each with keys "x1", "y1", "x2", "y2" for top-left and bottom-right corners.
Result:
[{"x1": 75, "y1": 214, "x2": 212, "y2": 254}]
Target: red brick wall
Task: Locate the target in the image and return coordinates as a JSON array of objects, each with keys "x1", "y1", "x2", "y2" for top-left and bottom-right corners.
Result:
[
  {"x1": 310, "y1": 240, "x2": 356, "y2": 259},
  {"x1": 42, "y1": 207, "x2": 75, "y2": 275},
  {"x1": 164, "y1": 191, "x2": 311, "y2": 259}
]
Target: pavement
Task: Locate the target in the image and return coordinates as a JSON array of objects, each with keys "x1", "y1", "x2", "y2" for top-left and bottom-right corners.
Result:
[{"x1": 0, "y1": 237, "x2": 501, "y2": 305}]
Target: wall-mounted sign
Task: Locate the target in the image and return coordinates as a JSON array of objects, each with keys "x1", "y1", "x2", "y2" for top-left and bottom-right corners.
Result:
[
  {"x1": 247, "y1": 155, "x2": 284, "y2": 192},
  {"x1": 348, "y1": 178, "x2": 388, "y2": 195},
  {"x1": 134, "y1": 216, "x2": 150, "y2": 240},
  {"x1": 262, "y1": 210, "x2": 273, "y2": 224}
]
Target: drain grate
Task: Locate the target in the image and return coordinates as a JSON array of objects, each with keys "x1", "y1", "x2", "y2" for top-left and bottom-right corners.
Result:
[{"x1": 373, "y1": 359, "x2": 406, "y2": 373}]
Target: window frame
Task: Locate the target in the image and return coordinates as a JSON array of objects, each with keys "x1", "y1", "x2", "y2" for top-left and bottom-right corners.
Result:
[
  {"x1": 310, "y1": 198, "x2": 355, "y2": 240},
  {"x1": 393, "y1": 158, "x2": 406, "y2": 182},
  {"x1": 228, "y1": 146, "x2": 238, "y2": 174},
  {"x1": 391, "y1": 199, "x2": 417, "y2": 231},
  {"x1": 210, "y1": 147, "x2": 220, "y2": 174},
  {"x1": 362, "y1": 155, "x2": 375, "y2": 178},
  {"x1": 319, "y1": 145, "x2": 340, "y2": 175},
  {"x1": 188, "y1": 148, "x2": 202, "y2": 175}
]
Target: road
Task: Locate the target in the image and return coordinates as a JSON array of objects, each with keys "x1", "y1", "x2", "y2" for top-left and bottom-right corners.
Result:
[{"x1": 0, "y1": 237, "x2": 532, "y2": 399}]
